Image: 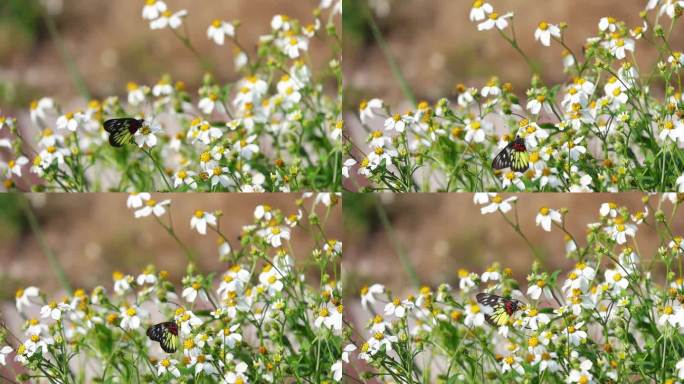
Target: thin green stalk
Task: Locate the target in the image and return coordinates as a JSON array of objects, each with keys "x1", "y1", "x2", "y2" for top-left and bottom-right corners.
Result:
[
  {"x1": 20, "y1": 196, "x2": 73, "y2": 294},
  {"x1": 153, "y1": 215, "x2": 197, "y2": 264},
  {"x1": 42, "y1": 9, "x2": 90, "y2": 100},
  {"x1": 373, "y1": 195, "x2": 420, "y2": 288},
  {"x1": 142, "y1": 148, "x2": 173, "y2": 191},
  {"x1": 364, "y1": 6, "x2": 416, "y2": 106}
]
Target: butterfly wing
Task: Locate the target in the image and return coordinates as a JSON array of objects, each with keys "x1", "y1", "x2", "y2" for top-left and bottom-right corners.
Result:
[
  {"x1": 492, "y1": 145, "x2": 512, "y2": 171},
  {"x1": 488, "y1": 305, "x2": 511, "y2": 326},
  {"x1": 493, "y1": 137, "x2": 529, "y2": 172},
  {"x1": 476, "y1": 293, "x2": 519, "y2": 327},
  {"x1": 511, "y1": 150, "x2": 529, "y2": 172},
  {"x1": 103, "y1": 118, "x2": 142, "y2": 147},
  {"x1": 146, "y1": 321, "x2": 179, "y2": 353}
]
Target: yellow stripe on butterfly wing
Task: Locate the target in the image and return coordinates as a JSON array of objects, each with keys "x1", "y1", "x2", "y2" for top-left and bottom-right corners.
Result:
[
  {"x1": 111, "y1": 130, "x2": 133, "y2": 147},
  {"x1": 512, "y1": 151, "x2": 529, "y2": 172},
  {"x1": 162, "y1": 332, "x2": 178, "y2": 353},
  {"x1": 492, "y1": 306, "x2": 510, "y2": 326}
]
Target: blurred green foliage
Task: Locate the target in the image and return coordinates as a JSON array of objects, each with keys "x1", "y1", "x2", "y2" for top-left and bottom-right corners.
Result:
[
  {"x1": 0, "y1": 194, "x2": 28, "y2": 241},
  {"x1": 0, "y1": 0, "x2": 43, "y2": 40},
  {"x1": 0, "y1": 194, "x2": 29, "y2": 300},
  {"x1": 342, "y1": 0, "x2": 371, "y2": 44},
  {"x1": 0, "y1": 0, "x2": 44, "y2": 107},
  {"x1": 342, "y1": 192, "x2": 381, "y2": 239}
]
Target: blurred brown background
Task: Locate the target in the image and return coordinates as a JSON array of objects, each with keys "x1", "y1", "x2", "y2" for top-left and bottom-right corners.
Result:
[
  {"x1": 0, "y1": 193, "x2": 342, "y2": 301},
  {"x1": 343, "y1": 0, "x2": 677, "y2": 109},
  {"x1": 0, "y1": 0, "x2": 330, "y2": 114},
  {"x1": 344, "y1": 193, "x2": 683, "y2": 295}
]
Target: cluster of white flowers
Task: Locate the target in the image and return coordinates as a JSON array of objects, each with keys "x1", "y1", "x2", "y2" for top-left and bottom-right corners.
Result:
[
  {"x1": 1, "y1": 193, "x2": 343, "y2": 382},
  {"x1": 0, "y1": 1, "x2": 341, "y2": 192},
  {"x1": 345, "y1": 0, "x2": 684, "y2": 192},
  {"x1": 344, "y1": 194, "x2": 684, "y2": 382}
]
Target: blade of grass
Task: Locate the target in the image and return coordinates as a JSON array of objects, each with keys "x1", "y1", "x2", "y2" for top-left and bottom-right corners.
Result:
[
  {"x1": 42, "y1": 6, "x2": 91, "y2": 100},
  {"x1": 373, "y1": 194, "x2": 420, "y2": 288},
  {"x1": 363, "y1": 5, "x2": 417, "y2": 107},
  {"x1": 20, "y1": 195, "x2": 73, "y2": 294}
]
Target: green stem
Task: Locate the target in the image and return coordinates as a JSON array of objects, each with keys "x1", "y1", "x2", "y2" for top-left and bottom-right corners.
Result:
[
  {"x1": 142, "y1": 148, "x2": 173, "y2": 191},
  {"x1": 364, "y1": 5, "x2": 417, "y2": 106},
  {"x1": 20, "y1": 196, "x2": 73, "y2": 294},
  {"x1": 154, "y1": 215, "x2": 196, "y2": 264},
  {"x1": 42, "y1": 9, "x2": 90, "y2": 100},
  {"x1": 373, "y1": 194, "x2": 420, "y2": 288}
]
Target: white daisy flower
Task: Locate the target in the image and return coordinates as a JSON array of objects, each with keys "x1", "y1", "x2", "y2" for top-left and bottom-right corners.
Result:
[
  {"x1": 207, "y1": 20, "x2": 235, "y2": 45},
  {"x1": 150, "y1": 9, "x2": 187, "y2": 30},
  {"x1": 190, "y1": 210, "x2": 217, "y2": 235}
]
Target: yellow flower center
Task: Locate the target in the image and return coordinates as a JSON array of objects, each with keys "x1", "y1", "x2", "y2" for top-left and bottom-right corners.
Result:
[
  {"x1": 126, "y1": 307, "x2": 137, "y2": 316},
  {"x1": 471, "y1": 304, "x2": 481, "y2": 314},
  {"x1": 538, "y1": 22, "x2": 549, "y2": 30},
  {"x1": 539, "y1": 207, "x2": 549, "y2": 216},
  {"x1": 528, "y1": 337, "x2": 539, "y2": 347}
]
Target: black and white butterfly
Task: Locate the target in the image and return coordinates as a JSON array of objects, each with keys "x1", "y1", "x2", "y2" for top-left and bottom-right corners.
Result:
[
  {"x1": 476, "y1": 293, "x2": 525, "y2": 327},
  {"x1": 492, "y1": 136, "x2": 529, "y2": 173},
  {"x1": 146, "y1": 321, "x2": 179, "y2": 353},
  {"x1": 103, "y1": 118, "x2": 144, "y2": 147}
]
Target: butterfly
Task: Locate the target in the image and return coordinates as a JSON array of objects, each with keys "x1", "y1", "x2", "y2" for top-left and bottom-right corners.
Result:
[
  {"x1": 103, "y1": 118, "x2": 144, "y2": 147},
  {"x1": 146, "y1": 321, "x2": 179, "y2": 353},
  {"x1": 476, "y1": 293, "x2": 524, "y2": 327},
  {"x1": 492, "y1": 136, "x2": 529, "y2": 173}
]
